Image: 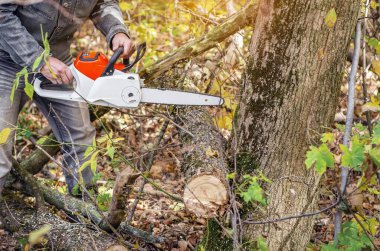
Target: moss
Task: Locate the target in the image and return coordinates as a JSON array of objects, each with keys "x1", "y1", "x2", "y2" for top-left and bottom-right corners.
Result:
[
  {"x1": 235, "y1": 152, "x2": 259, "y2": 174},
  {"x1": 196, "y1": 219, "x2": 233, "y2": 251}
]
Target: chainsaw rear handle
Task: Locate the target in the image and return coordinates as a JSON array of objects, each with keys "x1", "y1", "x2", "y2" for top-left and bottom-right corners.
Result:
[
  {"x1": 34, "y1": 66, "x2": 82, "y2": 102},
  {"x1": 100, "y1": 43, "x2": 146, "y2": 77}
]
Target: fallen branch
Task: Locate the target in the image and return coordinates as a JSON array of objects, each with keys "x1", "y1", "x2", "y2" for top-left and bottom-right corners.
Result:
[
  {"x1": 38, "y1": 181, "x2": 163, "y2": 243},
  {"x1": 140, "y1": 1, "x2": 258, "y2": 83},
  {"x1": 106, "y1": 168, "x2": 140, "y2": 228}
]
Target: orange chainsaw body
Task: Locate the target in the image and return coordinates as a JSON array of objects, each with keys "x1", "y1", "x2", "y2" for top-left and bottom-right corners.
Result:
[{"x1": 74, "y1": 52, "x2": 126, "y2": 80}]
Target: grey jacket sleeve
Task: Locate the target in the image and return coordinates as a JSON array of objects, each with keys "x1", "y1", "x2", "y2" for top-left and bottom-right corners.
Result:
[
  {"x1": 0, "y1": 4, "x2": 45, "y2": 70},
  {"x1": 90, "y1": 0, "x2": 129, "y2": 48}
]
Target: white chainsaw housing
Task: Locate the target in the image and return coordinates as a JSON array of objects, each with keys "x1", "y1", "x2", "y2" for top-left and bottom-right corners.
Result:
[{"x1": 34, "y1": 65, "x2": 142, "y2": 108}]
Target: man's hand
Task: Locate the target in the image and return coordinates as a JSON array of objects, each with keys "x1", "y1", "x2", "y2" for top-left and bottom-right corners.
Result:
[
  {"x1": 40, "y1": 56, "x2": 73, "y2": 84},
  {"x1": 112, "y1": 33, "x2": 135, "y2": 58}
]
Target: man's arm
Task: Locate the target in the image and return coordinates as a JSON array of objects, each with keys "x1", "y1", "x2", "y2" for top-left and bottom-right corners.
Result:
[
  {"x1": 0, "y1": 4, "x2": 72, "y2": 84},
  {"x1": 0, "y1": 4, "x2": 45, "y2": 70},
  {"x1": 90, "y1": 0, "x2": 134, "y2": 57}
]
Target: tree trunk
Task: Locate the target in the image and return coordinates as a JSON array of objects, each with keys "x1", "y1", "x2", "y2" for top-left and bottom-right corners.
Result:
[{"x1": 235, "y1": 1, "x2": 360, "y2": 250}]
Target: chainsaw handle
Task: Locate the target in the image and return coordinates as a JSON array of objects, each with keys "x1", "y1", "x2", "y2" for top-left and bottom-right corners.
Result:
[
  {"x1": 101, "y1": 43, "x2": 146, "y2": 76},
  {"x1": 121, "y1": 42, "x2": 146, "y2": 72},
  {"x1": 101, "y1": 47, "x2": 124, "y2": 77}
]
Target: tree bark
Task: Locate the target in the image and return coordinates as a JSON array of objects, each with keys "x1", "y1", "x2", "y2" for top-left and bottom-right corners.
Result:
[
  {"x1": 236, "y1": 1, "x2": 360, "y2": 250},
  {"x1": 179, "y1": 108, "x2": 229, "y2": 218}
]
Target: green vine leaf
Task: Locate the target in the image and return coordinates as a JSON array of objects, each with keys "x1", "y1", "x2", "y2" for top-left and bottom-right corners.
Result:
[
  {"x1": 340, "y1": 138, "x2": 365, "y2": 170},
  {"x1": 305, "y1": 144, "x2": 335, "y2": 175}
]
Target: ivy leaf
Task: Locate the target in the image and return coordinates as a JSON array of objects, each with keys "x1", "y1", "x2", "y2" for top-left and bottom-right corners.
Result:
[
  {"x1": 324, "y1": 8, "x2": 337, "y2": 28},
  {"x1": 305, "y1": 144, "x2": 335, "y2": 175},
  {"x1": 340, "y1": 139, "x2": 365, "y2": 169},
  {"x1": 0, "y1": 128, "x2": 12, "y2": 145}
]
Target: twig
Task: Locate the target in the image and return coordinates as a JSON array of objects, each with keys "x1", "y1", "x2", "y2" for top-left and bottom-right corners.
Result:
[
  {"x1": 333, "y1": 20, "x2": 361, "y2": 242},
  {"x1": 362, "y1": 0, "x2": 373, "y2": 136},
  {"x1": 243, "y1": 198, "x2": 341, "y2": 225}
]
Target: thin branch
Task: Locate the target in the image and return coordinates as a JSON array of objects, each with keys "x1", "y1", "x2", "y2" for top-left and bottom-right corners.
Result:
[
  {"x1": 243, "y1": 198, "x2": 341, "y2": 225},
  {"x1": 333, "y1": 19, "x2": 361, "y2": 242}
]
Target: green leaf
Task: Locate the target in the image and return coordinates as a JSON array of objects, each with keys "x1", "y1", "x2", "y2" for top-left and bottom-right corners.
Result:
[
  {"x1": 257, "y1": 236, "x2": 268, "y2": 251},
  {"x1": 305, "y1": 144, "x2": 335, "y2": 175},
  {"x1": 241, "y1": 182, "x2": 266, "y2": 205},
  {"x1": 340, "y1": 138, "x2": 365, "y2": 169},
  {"x1": 226, "y1": 172, "x2": 236, "y2": 180},
  {"x1": 369, "y1": 146, "x2": 380, "y2": 167},
  {"x1": 355, "y1": 215, "x2": 378, "y2": 235},
  {"x1": 321, "y1": 133, "x2": 334, "y2": 144},
  {"x1": 324, "y1": 8, "x2": 337, "y2": 28},
  {"x1": 368, "y1": 37, "x2": 379, "y2": 48},
  {"x1": 372, "y1": 123, "x2": 380, "y2": 144},
  {"x1": 24, "y1": 75, "x2": 34, "y2": 100},
  {"x1": 32, "y1": 53, "x2": 44, "y2": 71},
  {"x1": 368, "y1": 187, "x2": 380, "y2": 195},
  {"x1": 10, "y1": 67, "x2": 28, "y2": 104},
  {"x1": 321, "y1": 244, "x2": 338, "y2": 251},
  {"x1": 10, "y1": 76, "x2": 19, "y2": 104},
  {"x1": 107, "y1": 146, "x2": 115, "y2": 160},
  {"x1": 368, "y1": 38, "x2": 380, "y2": 55},
  {"x1": 0, "y1": 128, "x2": 12, "y2": 145},
  {"x1": 337, "y1": 221, "x2": 372, "y2": 250}
]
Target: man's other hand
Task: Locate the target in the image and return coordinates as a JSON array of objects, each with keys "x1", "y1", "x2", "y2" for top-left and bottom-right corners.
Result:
[
  {"x1": 112, "y1": 33, "x2": 135, "y2": 58},
  {"x1": 40, "y1": 56, "x2": 73, "y2": 84}
]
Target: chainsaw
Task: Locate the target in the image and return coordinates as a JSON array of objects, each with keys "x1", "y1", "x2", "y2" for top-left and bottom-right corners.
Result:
[{"x1": 34, "y1": 43, "x2": 224, "y2": 108}]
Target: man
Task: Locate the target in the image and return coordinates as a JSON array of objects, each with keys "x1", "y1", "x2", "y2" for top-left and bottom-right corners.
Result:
[{"x1": 0, "y1": 0, "x2": 134, "y2": 230}]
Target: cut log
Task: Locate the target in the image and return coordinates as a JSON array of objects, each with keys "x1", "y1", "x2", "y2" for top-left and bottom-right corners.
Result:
[
  {"x1": 177, "y1": 108, "x2": 229, "y2": 218},
  {"x1": 183, "y1": 174, "x2": 228, "y2": 217}
]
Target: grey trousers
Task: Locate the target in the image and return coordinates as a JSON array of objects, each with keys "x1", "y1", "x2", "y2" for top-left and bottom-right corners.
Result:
[{"x1": 0, "y1": 62, "x2": 96, "y2": 194}]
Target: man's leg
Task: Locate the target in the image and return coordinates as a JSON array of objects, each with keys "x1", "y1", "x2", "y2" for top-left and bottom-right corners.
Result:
[
  {"x1": 33, "y1": 95, "x2": 96, "y2": 193},
  {"x1": 0, "y1": 86, "x2": 25, "y2": 232},
  {"x1": 0, "y1": 88, "x2": 25, "y2": 194}
]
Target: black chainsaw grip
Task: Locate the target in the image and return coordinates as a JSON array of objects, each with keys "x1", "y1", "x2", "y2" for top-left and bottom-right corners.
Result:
[{"x1": 100, "y1": 47, "x2": 124, "y2": 77}]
